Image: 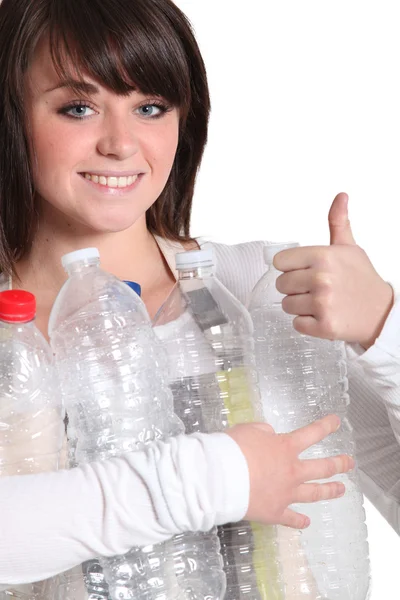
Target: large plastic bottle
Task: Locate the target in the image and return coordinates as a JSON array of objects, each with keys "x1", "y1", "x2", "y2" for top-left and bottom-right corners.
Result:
[
  {"x1": 153, "y1": 249, "x2": 283, "y2": 600},
  {"x1": 48, "y1": 248, "x2": 185, "y2": 600},
  {"x1": 248, "y1": 243, "x2": 371, "y2": 600},
  {"x1": 0, "y1": 290, "x2": 64, "y2": 600},
  {"x1": 80, "y1": 280, "x2": 145, "y2": 600}
]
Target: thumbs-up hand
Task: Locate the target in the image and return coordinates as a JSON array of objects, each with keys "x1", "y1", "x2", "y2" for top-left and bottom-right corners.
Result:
[{"x1": 273, "y1": 193, "x2": 394, "y2": 349}]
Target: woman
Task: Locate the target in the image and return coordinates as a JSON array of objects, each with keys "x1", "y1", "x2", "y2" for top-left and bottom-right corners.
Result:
[{"x1": 0, "y1": 0, "x2": 396, "y2": 588}]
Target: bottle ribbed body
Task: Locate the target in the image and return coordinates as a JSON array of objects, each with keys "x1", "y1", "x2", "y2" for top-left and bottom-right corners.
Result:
[
  {"x1": 249, "y1": 266, "x2": 371, "y2": 600},
  {"x1": 154, "y1": 267, "x2": 284, "y2": 600},
  {"x1": 49, "y1": 265, "x2": 184, "y2": 600}
]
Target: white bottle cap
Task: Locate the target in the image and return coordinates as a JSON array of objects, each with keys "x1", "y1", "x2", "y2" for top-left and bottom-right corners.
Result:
[
  {"x1": 61, "y1": 247, "x2": 100, "y2": 270},
  {"x1": 263, "y1": 242, "x2": 299, "y2": 264},
  {"x1": 175, "y1": 249, "x2": 214, "y2": 270}
]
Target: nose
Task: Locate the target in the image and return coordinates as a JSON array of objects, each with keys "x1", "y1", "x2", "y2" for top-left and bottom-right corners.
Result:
[{"x1": 96, "y1": 115, "x2": 139, "y2": 160}]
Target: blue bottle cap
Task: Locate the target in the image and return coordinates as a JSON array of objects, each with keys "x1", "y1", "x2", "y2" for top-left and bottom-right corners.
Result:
[{"x1": 124, "y1": 281, "x2": 142, "y2": 297}]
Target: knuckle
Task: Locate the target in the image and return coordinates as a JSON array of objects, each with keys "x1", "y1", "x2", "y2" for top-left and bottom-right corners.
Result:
[
  {"x1": 313, "y1": 271, "x2": 333, "y2": 292},
  {"x1": 325, "y1": 457, "x2": 338, "y2": 478},
  {"x1": 316, "y1": 248, "x2": 333, "y2": 270},
  {"x1": 310, "y1": 483, "x2": 322, "y2": 502},
  {"x1": 340, "y1": 454, "x2": 355, "y2": 472},
  {"x1": 313, "y1": 290, "x2": 333, "y2": 316},
  {"x1": 319, "y1": 316, "x2": 339, "y2": 339}
]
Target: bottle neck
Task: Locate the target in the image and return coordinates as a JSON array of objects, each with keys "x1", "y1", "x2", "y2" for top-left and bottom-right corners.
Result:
[
  {"x1": 65, "y1": 258, "x2": 100, "y2": 277},
  {"x1": 178, "y1": 265, "x2": 214, "y2": 280},
  {"x1": 0, "y1": 317, "x2": 35, "y2": 326}
]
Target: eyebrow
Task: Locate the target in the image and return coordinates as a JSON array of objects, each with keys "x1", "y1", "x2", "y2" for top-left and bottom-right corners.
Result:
[{"x1": 44, "y1": 80, "x2": 100, "y2": 95}]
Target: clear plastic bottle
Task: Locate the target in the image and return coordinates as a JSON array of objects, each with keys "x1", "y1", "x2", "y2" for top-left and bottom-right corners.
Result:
[
  {"x1": 248, "y1": 243, "x2": 371, "y2": 600},
  {"x1": 153, "y1": 249, "x2": 283, "y2": 600},
  {"x1": 48, "y1": 248, "x2": 185, "y2": 600},
  {"x1": 80, "y1": 280, "x2": 144, "y2": 600},
  {"x1": 0, "y1": 290, "x2": 64, "y2": 600}
]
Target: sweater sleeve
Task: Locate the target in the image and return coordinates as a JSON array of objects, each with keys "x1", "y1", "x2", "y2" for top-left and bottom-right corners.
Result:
[
  {"x1": 346, "y1": 295, "x2": 400, "y2": 533},
  {"x1": 0, "y1": 432, "x2": 249, "y2": 586}
]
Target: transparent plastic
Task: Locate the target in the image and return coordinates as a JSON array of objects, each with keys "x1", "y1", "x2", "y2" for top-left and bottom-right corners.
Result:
[
  {"x1": 248, "y1": 243, "x2": 371, "y2": 600},
  {"x1": 48, "y1": 253, "x2": 185, "y2": 600},
  {"x1": 0, "y1": 307, "x2": 64, "y2": 600},
  {"x1": 153, "y1": 257, "x2": 283, "y2": 600}
]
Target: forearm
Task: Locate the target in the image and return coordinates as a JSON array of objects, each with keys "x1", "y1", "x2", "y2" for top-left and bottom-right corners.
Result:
[{"x1": 0, "y1": 432, "x2": 249, "y2": 585}]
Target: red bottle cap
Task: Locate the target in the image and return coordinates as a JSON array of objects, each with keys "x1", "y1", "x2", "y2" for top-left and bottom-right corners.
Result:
[{"x1": 0, "y1": 290, "x2": 36, "y2": 323}]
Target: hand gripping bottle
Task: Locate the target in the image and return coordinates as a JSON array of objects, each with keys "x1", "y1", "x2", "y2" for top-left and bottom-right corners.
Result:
[
  {"x1": 48, "y1": 248, "x2": 185, "y2": 600},
  {"x1": 0, "y1": 290, "x2": 64, "y2": 600},
  {"x1": 153, "y1": 249, "x2": 283, "y2": 600},
  {"x1": 248, "y1": 243, "x2": 371, "y2": 600}
]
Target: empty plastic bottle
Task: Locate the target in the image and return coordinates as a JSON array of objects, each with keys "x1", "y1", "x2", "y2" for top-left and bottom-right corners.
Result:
[
  {"x1": 0, "y1": 290, "x2": 64, "y2": 600},
  {"x1": 48, "y1": 248, "x2": 185, "y2": 600},
  {"x1": 153, "y1": 249, "x2": 283, "y2": 600},
  {"x1": 81, "y1": 280, "x2": 143, "y2": 600},
  {"x1": 248, "y1": 243, "x2": 371, "y2": 600}
]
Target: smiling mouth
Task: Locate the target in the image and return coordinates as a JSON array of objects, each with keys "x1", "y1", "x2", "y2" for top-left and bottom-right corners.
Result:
[{"x1": 80, "y1": 173, "x2": 140, "y2": 189}]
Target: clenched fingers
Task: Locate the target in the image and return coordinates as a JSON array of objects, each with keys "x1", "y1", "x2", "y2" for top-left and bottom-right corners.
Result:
[
  {"x1": 282, "y1": 293, "x2": 313, "y2": 316},
  {"x1": 276, "y1": 269, "x2": 314, "y2": 295},
  {"x1": 274, "y1": 247, "x2": 325, "y2": 272}
]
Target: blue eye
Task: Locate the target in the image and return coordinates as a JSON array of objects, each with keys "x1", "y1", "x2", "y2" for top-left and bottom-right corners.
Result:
[
  {"x1": 60, "y1": 104, "x2": 96, "y2": 119},
  {"x1": 137, "y1": 104, "x2": 165, "y2": 118},
  {"x1": 58, "y1": 101, "x2": 170, "y2": 120}
]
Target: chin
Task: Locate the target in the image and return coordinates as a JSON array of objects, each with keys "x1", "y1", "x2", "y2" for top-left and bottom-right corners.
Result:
[
  {"x1": 78, "y1": 205, "x2": 147, "y2": 234},
  {"x1": 87, "y1": 218, "x2": 141, "y2": 234}
]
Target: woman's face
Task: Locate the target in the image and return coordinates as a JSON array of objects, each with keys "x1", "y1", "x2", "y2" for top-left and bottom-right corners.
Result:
[{"x1": 24, "y1": 38, "x2": 180, "y2": 233}]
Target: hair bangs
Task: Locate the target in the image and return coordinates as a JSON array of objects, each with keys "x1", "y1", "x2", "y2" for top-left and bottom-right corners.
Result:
[{"x1": 46, "y1": 0, "x2": 192, "y2": 118}]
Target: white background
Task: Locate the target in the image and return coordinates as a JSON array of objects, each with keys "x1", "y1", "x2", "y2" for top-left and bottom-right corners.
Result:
[{"x1": 176, "y1": 1, "x2": 400, "y2": 598}]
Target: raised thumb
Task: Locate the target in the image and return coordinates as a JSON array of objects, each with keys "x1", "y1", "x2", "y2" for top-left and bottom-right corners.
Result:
[{"x1": 328, "y1": 192, "x2": 356, "y2": 245}]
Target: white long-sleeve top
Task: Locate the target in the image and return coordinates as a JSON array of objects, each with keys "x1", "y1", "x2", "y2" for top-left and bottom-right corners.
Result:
[{"x1": 0, "y1": 236, "x2": 399, "y2": 585}]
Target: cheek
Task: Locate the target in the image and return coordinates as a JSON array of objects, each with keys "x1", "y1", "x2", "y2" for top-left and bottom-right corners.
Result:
[
  {"x1": 143, "y1": 122, "x2": 180, "y2": 176},
  {"x1": 30, "y1": 118, "x2": 89, "y2": 175}
]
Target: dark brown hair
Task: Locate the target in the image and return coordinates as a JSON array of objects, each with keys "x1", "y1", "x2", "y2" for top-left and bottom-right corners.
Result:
[{"x1": 0, "y1": 0, "x2": 211, "y2": 274}]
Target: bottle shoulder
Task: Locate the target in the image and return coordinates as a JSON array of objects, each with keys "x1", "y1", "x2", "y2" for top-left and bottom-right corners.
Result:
[{"x1": 49, "y1": 269, "x2": 148, "y2": 337}]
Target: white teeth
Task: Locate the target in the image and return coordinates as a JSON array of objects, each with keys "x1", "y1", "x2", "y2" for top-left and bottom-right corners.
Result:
[
  {"x1": 108, "y1": 177, "x2": 118, "y2": 188},
  {"x1": 83, "y1": 174, "x2": 139, "y2": 188}
]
